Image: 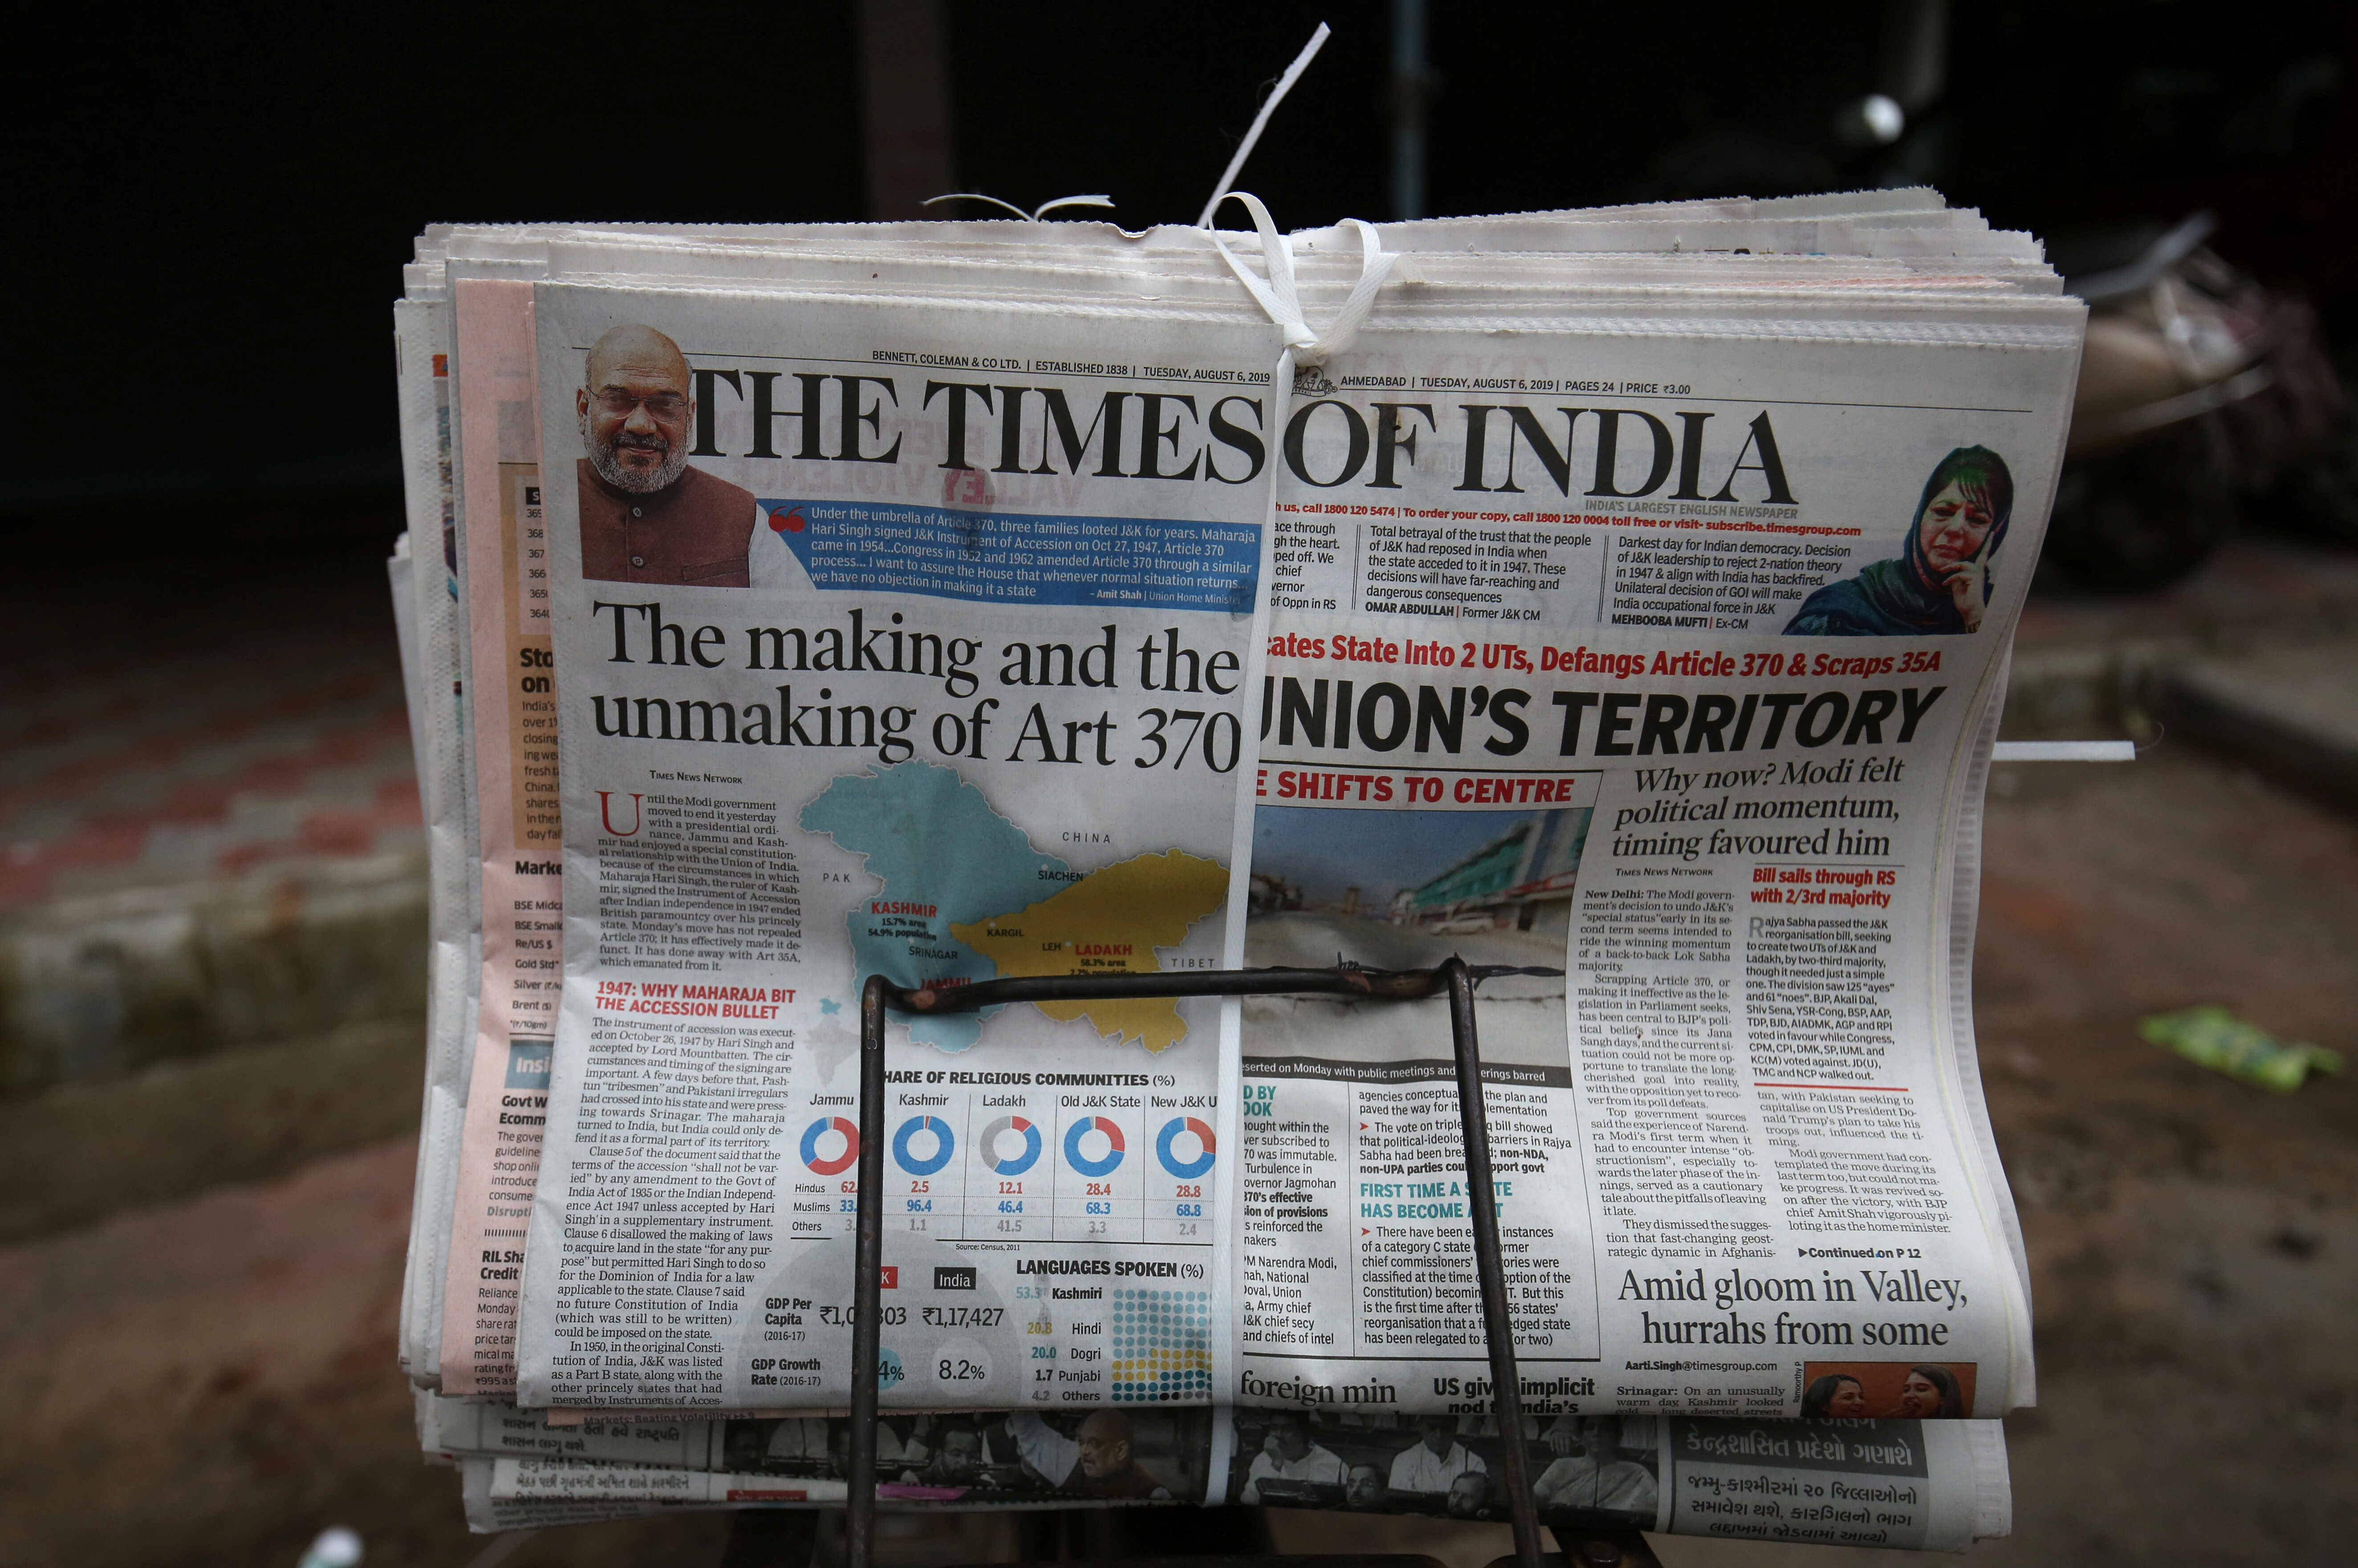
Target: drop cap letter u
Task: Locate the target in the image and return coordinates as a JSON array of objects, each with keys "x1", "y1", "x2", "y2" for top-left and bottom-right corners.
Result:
[{"x1": 598, "y1": 790, "x2": 643, "y2": 836}]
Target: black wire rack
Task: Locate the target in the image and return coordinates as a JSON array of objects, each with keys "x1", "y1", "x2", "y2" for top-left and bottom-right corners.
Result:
[{"x1": 805, "y1": 959, "x2": 1655, "y2": 1568}]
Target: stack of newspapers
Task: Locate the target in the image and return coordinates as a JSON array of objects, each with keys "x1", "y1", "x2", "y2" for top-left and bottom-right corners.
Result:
[{"x1": 387, "y1": 190, "x2": 2078, "y2": 1545}]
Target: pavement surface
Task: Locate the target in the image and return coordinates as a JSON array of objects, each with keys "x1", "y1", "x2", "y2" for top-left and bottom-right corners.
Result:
[
  {"x1": 2, "y1": 520, "x2": 2354, "y2": 1566},
  {"x1": 0, "y1": 512, "x2": 423, "y2": 1105}
]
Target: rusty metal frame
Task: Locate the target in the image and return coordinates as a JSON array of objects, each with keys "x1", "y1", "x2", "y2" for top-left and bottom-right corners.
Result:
[{"x1": 846, "y1": 959, "x2": 1561, "y2": 1568}]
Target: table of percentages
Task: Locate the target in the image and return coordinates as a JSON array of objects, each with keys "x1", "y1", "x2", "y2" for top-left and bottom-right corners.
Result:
[{"x1": 794, "y1": 1085, "x2": 1218, "y2": 1247}]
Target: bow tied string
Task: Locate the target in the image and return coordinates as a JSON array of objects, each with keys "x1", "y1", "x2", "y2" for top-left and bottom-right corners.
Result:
[{"x1": 923, "y1": 24, "x2": 1389, "y2": 363}]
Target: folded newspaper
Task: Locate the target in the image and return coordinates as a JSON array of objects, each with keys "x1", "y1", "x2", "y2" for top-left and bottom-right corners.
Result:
[
  {"x1": 420, "y1": 1395, "x2": 2008, "y2": 1551},
  {"x1": 386, "y1": 187, "x2": 2078, "y2": 1547}
]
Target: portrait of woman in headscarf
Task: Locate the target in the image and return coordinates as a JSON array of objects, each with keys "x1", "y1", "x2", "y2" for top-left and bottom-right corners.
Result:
[
  {"x1": 1894, "y1": 1364, "x2": 1967, "y2": 1419},
  {"x1": 1801, "y1": 1373, "x2": 1869, "y2": 1418},
  {"x1": 1784, "y1": 446, "x2": 2015, "y2": 636}
]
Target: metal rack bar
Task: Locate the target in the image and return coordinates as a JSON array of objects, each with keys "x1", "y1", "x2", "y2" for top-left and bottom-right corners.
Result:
[
  {"x1": 850, "y1": 974, "x2": 894, "y2": 1568},
  {"x1": 1445, "y1": 961, "x2": 1541, "y2": 1568},
  {"x1": 847, "y1": 960, "x2": 1559, "y2": 1568}
]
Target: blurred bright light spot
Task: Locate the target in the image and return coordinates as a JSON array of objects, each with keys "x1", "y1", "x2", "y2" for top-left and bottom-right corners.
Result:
[{"x1": 1839, "y1": 93, "x2": 1907, "y2": 147}]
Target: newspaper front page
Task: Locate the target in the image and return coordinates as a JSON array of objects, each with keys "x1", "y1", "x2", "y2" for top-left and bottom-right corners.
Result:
[
  {"x1": 404, "y1": 216, "x2": 2058, "y2": 1398},
  {"x1": 1230, "y1": 314, "x2": 2075, "y2": 1419},
  {"x1": 516, "y1": 283, "x2": 1285, "y2": 1411},
  {"x1": 502, "y1": 281, "x2": 2074, "y2": 1421}
]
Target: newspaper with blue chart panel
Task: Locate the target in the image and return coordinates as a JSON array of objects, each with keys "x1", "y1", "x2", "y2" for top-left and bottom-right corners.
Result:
[{"x1": 514, "y1": 281, "x2": 1281, "y2": 1414}]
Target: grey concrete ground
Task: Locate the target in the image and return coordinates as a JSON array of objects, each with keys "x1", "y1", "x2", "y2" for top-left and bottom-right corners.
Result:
[{"x1": 1, "y1": 530, "x2": 2353, "y2": 1566}]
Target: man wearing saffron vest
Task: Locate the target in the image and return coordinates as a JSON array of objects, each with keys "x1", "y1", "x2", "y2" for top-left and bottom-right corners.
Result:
[{"x1": 576, "y1": 323, "x2": 756, "y2": 586}]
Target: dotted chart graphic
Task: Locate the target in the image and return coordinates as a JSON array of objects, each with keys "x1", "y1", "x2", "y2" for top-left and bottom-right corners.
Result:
[{"x1": 1109, "y1": 1287, "x2": 1212, "y2": 1402}]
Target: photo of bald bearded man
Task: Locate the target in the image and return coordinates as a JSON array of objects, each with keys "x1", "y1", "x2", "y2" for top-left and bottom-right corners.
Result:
[{"x1": 577, "y1": 323, "x2": 757, "y2": 585}]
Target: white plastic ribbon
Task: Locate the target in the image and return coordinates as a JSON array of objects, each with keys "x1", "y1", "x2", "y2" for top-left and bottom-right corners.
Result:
[
  {"x1": 1188, "y1": 23, "x2": 1392, "y2": 366},
  {"x1": 1988, "y1": 741, "x2": 2138, "y2": 762},
  {"x1": 1202, "y1": 193, "x2": 1395, "y2": 366},
  {"x1": 1197, "y1": 23, "x2": 1331, "y2": 228},
  {"x1": 919, "y1": 193, "x2": 1115, "y2": 221}
]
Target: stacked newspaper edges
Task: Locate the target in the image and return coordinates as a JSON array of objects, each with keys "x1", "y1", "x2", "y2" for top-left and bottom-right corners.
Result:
[{"x1": 385, "y1": 189, "x2": 2078, "y2": 1549}]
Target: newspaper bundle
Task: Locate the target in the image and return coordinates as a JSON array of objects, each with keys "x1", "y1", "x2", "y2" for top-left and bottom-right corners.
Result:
[
  {"x1": 385, "y1": 188, "x2": 2078, "y2": 1545},
  {"x1": 419, "y1": 1395, "x2": 2007, "y2": 1552}
]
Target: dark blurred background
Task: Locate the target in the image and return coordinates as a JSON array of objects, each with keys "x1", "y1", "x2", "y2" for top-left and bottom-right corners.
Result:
[
  {"x1": 4, "y1": 6, "x2": 2357, "y2": 1568},
  {"x1": 10, "y1": 0, "x2": 2354, "y2": 520}
]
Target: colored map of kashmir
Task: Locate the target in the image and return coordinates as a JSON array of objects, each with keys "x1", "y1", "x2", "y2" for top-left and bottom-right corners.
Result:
[{"x1": 799, "y1": 760, "x2": 1227, "y2": 1052}]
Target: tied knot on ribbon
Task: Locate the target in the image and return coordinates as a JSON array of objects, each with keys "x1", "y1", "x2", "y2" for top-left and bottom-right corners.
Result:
[
  {"x1": 924, "y1": 28, "x2": 1390, "y2": 367},
  {"x1": 1184, "y1": 22, "x2": 1391, "y2": 364},
  {"x1": 1202, "y1": 192, "x2": 1396, "y2": 367}
]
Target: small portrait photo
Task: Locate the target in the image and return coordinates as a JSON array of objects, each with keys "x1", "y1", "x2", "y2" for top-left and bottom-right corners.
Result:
[
  {"x1": 1801, "y1": 1360, "x2": 1977, "y2": 1418},
  {"x1": 1528, "y1": 1414, "x2": 1659, "y2": 1525},
  {"x1": 1239, "y1": 1410, "x2": 1353, "y2": 1504},
  {"x1": 1784, "y1": 446, "x2": 2015, "y2": 636},
  {"x1": 576, "y1": 322, "x2": 758, "y2": 587},
  {"x1": 1384, "y1": 1414, "x2": 1488, "y2": 1506},
  {"x1": 992, "y1": 1409, "x2": 1189, "y2": 1500},
  {"x1": 1227, "y1": 1410, "x2": 1658, "y2": 1527},
  {"x1": 720, "y1": 1415, "x2": 836, "y2": 1477},
  {"x1": 718, "y1": 1409, "x2": 1206, "y2": 1503}
]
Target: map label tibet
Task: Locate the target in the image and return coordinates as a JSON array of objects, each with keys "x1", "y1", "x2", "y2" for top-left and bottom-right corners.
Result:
[{"x1": 951, "y1": 849, "x2": 1230, "y2": 1052}]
